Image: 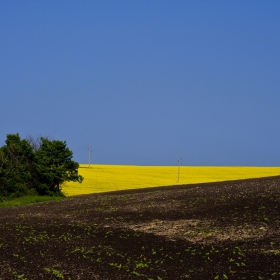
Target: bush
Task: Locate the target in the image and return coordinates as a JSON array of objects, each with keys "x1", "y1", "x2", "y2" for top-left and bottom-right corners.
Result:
[{"x1": 35, "y1": 184, "x2": 51, "y2": 196}]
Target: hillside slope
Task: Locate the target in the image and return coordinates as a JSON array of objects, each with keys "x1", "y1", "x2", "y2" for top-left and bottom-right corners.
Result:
[{"x1": 1, "y1": 176, "x2": 280, "y2": 279}]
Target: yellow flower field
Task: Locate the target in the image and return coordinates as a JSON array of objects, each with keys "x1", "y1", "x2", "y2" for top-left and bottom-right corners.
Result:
[{"x1": 62, "y1": 165, "x2": 280, "y2": 196}]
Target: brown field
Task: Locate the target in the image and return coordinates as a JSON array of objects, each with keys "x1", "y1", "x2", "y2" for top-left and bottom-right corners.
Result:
[{"x1": 1, "y1": 176, "x2": 280, "y2": 279}]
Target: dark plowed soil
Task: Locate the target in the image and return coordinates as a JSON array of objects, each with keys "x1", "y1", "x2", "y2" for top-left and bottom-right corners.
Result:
[{"x1": 1, "y1": 176, "x2": 280, "y2": 279}]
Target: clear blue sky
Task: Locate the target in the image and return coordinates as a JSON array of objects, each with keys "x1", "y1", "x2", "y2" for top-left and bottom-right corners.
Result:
[{"x1": 1, "y1": 1, "x2": 280, "y2": 166}]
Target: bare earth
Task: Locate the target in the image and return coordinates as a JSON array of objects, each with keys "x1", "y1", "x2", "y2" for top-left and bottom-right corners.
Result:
[{"x1": 1, "y1": 176, "x2": 280, "y2": 279}]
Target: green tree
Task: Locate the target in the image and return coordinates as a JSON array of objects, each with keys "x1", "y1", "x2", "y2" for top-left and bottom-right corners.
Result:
[
  {"x1": 34, "y1": 137, "x2": 83, "y2": 194},
  {"x1": 0, "y1": 134, "x2": 83, "y2": 197},
  {"x1": 0, "y1": 134, "x2": 35, "y2": 196}
]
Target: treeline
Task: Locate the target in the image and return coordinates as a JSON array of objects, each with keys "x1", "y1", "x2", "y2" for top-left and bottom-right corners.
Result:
[{"x1": 0, "y1": 134, "x2": 83, "y2": 197}]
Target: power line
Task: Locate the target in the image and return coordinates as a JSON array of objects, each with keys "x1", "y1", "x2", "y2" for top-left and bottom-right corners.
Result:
[
  {"x1": 177, "y1": 158, "x2": 182, "y2": 182},
  {"x1": 88, "y1": 147, "x2": 92, "y2": 169}
]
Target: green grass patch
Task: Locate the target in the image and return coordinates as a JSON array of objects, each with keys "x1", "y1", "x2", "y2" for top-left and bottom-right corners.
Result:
[{"x1": 0, "y1": 195, "x2": 68, "y2": 208}]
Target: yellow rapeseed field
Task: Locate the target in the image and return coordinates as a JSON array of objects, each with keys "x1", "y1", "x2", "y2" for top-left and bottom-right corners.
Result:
[{"x1": 62, "y1": 165, "x2": 280, "y2": 196}]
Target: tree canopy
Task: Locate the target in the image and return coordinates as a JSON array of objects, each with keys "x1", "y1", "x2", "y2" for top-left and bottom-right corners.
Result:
[{"x1": 0, "y1": 134, "x2": 83, "y2": 197}]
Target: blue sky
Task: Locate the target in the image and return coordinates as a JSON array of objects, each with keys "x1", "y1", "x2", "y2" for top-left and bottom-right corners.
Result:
[{"x1": 1, "y1": 1, "x2": 280, "y2": 166}]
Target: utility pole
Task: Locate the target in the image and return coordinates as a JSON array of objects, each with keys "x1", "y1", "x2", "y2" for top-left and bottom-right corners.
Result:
[
  {"x1": 177, "y1": 158, "x2": 182, "y2": 182},
  {"x1": 88, "y1": 147, "x2": 92, "y2": 169}
]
